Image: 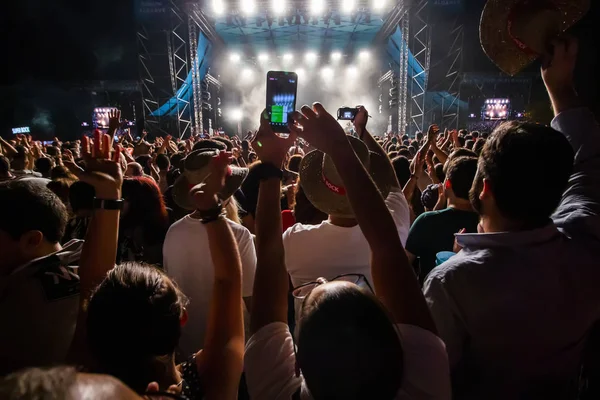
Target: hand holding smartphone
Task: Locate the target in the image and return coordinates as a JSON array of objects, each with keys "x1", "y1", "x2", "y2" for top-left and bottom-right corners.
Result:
[{"x1": 266, "y1": 71, "x2": 298, "y2": 138}]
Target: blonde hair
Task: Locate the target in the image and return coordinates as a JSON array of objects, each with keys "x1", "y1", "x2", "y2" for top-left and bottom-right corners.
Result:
[{"x1": 225, "y1": 196, "x2": 241, "y2": 224}]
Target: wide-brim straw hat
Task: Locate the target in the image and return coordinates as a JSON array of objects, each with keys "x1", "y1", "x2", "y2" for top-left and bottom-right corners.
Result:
[
  {"x1": 299, "y1": 136, "x2": 395, "y2": 218},
  {"x1": 480, "y1": 0, "x2": 590, "y2": 76},
  {"x1": 172, "y1": 149, "x2": 248, "y2": 210}
]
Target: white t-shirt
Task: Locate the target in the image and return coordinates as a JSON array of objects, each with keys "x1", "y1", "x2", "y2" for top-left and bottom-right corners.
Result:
[
  {"x1": 163, "y1": 216, "x2": 256, "y2": 357},
  {"x1": 244, "y1": 322, "x2": 451, "y2": 400},
  {"x1": 283, "y1": 189, "x2": 410, "y2": 288}
]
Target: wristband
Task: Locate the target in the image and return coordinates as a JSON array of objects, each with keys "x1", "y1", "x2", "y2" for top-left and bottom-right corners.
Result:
[
  {"x1": 254, "y1": 162, "x2": 284, "y2": 181},
  {"x1": 93, "y1": 198, "x2": 124, "y2": 210}
]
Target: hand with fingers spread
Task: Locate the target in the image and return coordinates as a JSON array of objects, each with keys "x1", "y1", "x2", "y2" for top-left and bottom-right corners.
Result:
[
  {"x1": 72, "y1": 130, "x2": 124, "y2": 200},
  {"x1": 251, "y1": 111, "x2": 297, "y2": 167},
  {"x1": 289, "y1": 103, "x2": 349, "y2": 156},
  {"x1": 190, "y1": 151, "x2": 232, "y2": 210},
  {"x1": 108, "y1": 109, "x2": 122, "y2": 134}
]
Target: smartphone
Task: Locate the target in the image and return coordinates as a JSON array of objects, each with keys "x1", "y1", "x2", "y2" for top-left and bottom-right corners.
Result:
[
  {"x1": 337, "y1": 107, "x2": 358, "y2": 121},
  {"x1": 266, "y1": 71, "x2": 298, "y2": 136}
]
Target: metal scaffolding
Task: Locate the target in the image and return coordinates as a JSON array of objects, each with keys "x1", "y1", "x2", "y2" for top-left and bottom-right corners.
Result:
[
  {"x1": 398, "y1": 10, "x2": 410, "y2": 136},
  {"x1": 440, "y1": 19, "x2": 464, "y2": 130},
  {"x1": 408, "y1": 0, "x2": 431, "y2": 134},
  {"x1": 188, "y1": 17, "x2": 203, "y2": 136}
]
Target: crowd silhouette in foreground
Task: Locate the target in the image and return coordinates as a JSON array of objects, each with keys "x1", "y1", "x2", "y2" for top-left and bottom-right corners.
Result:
[{"x1": 0, "y1": 35, "x2": 600, "y2": 400}]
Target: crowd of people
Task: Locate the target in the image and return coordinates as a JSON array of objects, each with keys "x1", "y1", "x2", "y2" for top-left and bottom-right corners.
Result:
[{"x1": 0, "y1": 37, "x2": 599, "y2": 400}]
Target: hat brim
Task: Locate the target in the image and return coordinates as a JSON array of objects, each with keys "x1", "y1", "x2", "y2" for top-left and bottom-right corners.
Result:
[
  {"x1": 300, "y1": 150, "x2": 393, "y2": 218},
  {"x1": 480, "y1": 0, "x2": 589, "y2": 76},
  {"x1": 172, "y1": 166, "x2": 249, "y2": 211}
]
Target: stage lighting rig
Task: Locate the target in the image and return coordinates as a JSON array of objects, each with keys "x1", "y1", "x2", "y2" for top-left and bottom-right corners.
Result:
[
  {"x1": 212, "y1": 0, "x2": 225, "y2": 15},
  {"x1": 358, "y1": 50, "x2": 370, "y2": 60},
  {"x1": 310, "y1": 0, "x2": 325, "y2": 15},
  {"x1": 242, "y1": 0, "x2": 256, "y2": 15},
  {"x1": 272, "y1": 0, "x2": 286, "y2": 16},
  {"x1": 230, "y1": 53, "x2": 241, "y2": 63},
  {"x1": 331, "y1": 51, "x2": 342, "y2": 61}
]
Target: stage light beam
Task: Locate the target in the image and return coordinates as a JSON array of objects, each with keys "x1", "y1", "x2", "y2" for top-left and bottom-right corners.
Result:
[
  {"x1": 305, "y1": 51, "x2": 317, "y2": 62},
  {"x1": 358, "y1": 50, "x2": 370, "y2": 60},
  {"x1": 230, "y1": 53, "x2": 241, "y2": 63},
  {"x1": 373, "y1": 0, "x2": 386, "y2": 10},
  {"x1": 342, "y1": 0, "x2": 355, "y2": 13},
  {"x1": 321, "y1": 66, "x2": 333, "y2": 79},
  {"x1": 310, "y1": 0, "x2": 325, "y2": 15},
  {"x1": 295, "y1": 68, "x2": 305, "y2": 79},
  {"x1": 346, "y1": 66, "x2": 358, "y2": 77},
  {"x1": 258, "y1": 53, "x2": 269, "y2": 62},
  {"x1": 283, "y1": 53, "x2": 294, "y2": 61},
  {"x1": 272, "y1": 0, "x2": 286, "y2": 15},
  {"x1": 212, "y1": 0, "x2": 225, "y2": 15},
  {"x1": 242, "y1": 0, "x2": 256, "y2": 15},
  {"x1": 230, "y1": 109, "x2": 243, "y2": 122},
  {"x1": 331, "y1": 51, "x2": 342, "y2": 61}
]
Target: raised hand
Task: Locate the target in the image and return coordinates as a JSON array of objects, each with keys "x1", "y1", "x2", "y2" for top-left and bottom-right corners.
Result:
[
  {"x1": 190, "y1": 151, "x2": 232, "y2": 210},
  {"x1": 353, "y1": 106, "x2": 369, "y2": 133},
  {"x1": 427, "y1": 124, "x2": 440, "y2": 144},
  {"x1": 108, "y1": 109, "x2": 121, "y2": 133},
  {"x1": 70, "y1": 130, "x2": 123, "y2": 199},
  {"x1": 289, "y1": 103, "x2": 348, "y2": 156},
  {"x1": 251, "y1": 110, "x2": 297, "y2": 167}
]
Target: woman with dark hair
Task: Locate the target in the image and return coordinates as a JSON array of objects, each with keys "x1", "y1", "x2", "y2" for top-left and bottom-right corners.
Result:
[
  {"x1": 245, "y1": 109, "x2": 449, "y2": 400},
  {"x1": 68, "y1": 140, "x2": 245, "y2": 399},
  {"x1": 118, "y1": 176, "x2": 170, "y2": 265}
]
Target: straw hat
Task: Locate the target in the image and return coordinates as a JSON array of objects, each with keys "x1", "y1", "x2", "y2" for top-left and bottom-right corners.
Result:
[
  {"x1": 480, "y1": 0, "x2": 590, "y2": 76},
  {"x1": 299, "y1": 136, "x2": 395, "y2": 218},
  {"x1": 172, "y1": 149, "x2": 248, "y2": 210}
]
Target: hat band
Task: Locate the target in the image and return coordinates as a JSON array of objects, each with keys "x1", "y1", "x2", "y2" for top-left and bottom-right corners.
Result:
[
  {"x1": 322, "y1": 171, "x2": 346, "y2": 195},
  {"x1": 507, "y1": 2, "x2": 557, "y2": 57}
]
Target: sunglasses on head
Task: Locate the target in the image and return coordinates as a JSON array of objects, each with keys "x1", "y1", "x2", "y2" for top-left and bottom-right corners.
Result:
[{"x1": 292, "y1": 274, "x2": 374, "y2": 299}]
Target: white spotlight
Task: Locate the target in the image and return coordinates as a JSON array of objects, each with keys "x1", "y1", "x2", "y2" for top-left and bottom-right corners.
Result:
[
  {"x1": 342, "y1": 0, "x2": 355, "y2": 13},
  {"x1": 258, "y1": 53, "x2": 269, "y2": 62},
  {"x1": 230, "y1": 109, "x2": 243, "y2": 122},
  {"x1": 346, "y1": 66, "x2": 358, "y2": 77},
  {"x1": 272, "y1": 0, "x2": 286, "y2": 15},
  {"x1": 373, "y1": 0, "x2": 386, "y2": 10},
  {"x1": 310, "y1": 0, "x2": 325, "y2": 15},
  {"x1": 358, "y1": 50, "x2": 370, "y2": 60},
  {"x1": 283, "y1": 53, "x2": 294, "y2": 61},
  {"x1": 212, "y1": 0, "x2": 225, "y2": 15},
  {"x1": 321, "y1": 66, "x2": 333, "y2": 79},
  {"x1": 242, "y1": 68, "x2": 254, "y2": 80},
  {"x1": 305, "y1": 51, "x2": 317, "y2": 62},
  {"x1": 241, "y1": 0, "x2": 256, "y2": 15},
  {"x1": 331, "y1": 51, "x2": 342, "y2": 61},
  {"x1": 295, "y1": 68, "x2": 305, "y2": 79},
  {"x1": 230, "y1": 53, "x2": 241, "y2": 63}
]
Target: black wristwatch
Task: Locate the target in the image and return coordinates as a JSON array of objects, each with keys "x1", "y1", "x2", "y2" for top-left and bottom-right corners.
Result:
[
  {"x1": 254, "y1": 162, "x2": 284, "y2": 181},
  {"x1": 93, "y1": 198, "x2": 124, "y2": 210}
]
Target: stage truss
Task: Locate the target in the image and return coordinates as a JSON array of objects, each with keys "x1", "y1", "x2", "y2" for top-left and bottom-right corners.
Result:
[{"x1": 137, "y1": 0, "x2": 464, "y2": 137}]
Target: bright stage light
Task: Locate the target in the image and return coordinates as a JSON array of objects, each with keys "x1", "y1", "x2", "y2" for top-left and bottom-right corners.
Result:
[
  {"x1": 305, "y1": 51, "x2": 317, "y2": 62},
  {"x1": 283, "y1": 53, "x2": 294, "y2": 61},
  {"x1": 346, "y1": 66, "x2": 358, "y2": 77},
  {"x1": 321, "y1": 66, "x2": 333, "y2": 79},
  {"x1": 242, "y1": 68, "x2": 254, "y2": 80},
  {"x1": 342, "y1": 0, "x2": 355, "y2": 13},
  {"x1": 242, "y1": 0, "x2": 256, "y2": 15},
  {"x1": 310, "y1": 0, "x2": 325, "y2": 15},
  {"x1": 230, "y1": 53, "x2": 241, "y2": 63},
  {"x1": 230, "y1": 109, "x2": 243, "y2": 122},
  {"x1": 212, "y1": 0, "x2": 225, "y2": 15},
  {"x1": 295, "y1": 68, "x2": 305, "y2": 79},
  {"x1": 272, "y1": 0, "x2": 286, "y2": 15},
  {"x1": 358, "y1": 50, "x2": 370, "y2": 60},
  {"x1": 258, "y1": 53, "x2": 269, "y2": 62},
  {"x1": 331, "y1": 51, "x2": 342, "y2": 61},
  {"x1": 373, "y1": 0, "x2": 386, "y2": 10}
]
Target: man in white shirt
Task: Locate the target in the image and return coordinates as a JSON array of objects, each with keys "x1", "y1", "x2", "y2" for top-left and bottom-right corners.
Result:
[
  {"x1": 164, "y1": 148, "x2": 256, "y2": 357},
  {"x1": 284, "y1": 108, "x2": 410, "y2": 288}
]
